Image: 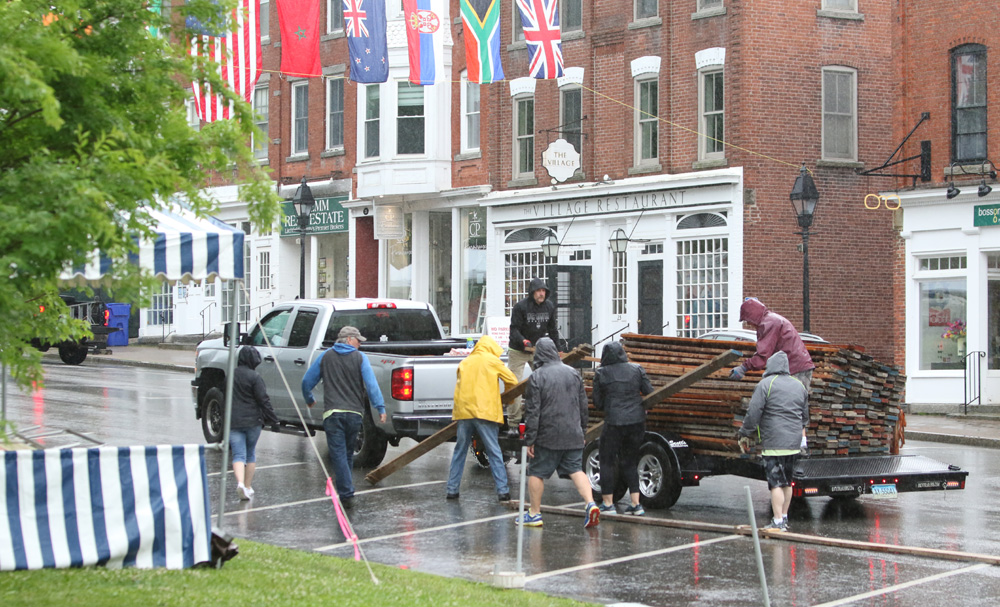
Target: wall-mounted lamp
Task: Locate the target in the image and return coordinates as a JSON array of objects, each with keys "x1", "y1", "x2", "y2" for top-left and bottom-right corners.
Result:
[
  {"x1": 607, "y1": 209, "x2": 649, "y2": 254},
  {"x1": 540, "y1": 216, "x2": 577, "y2": 258},
  {"x1": 946, "y1": 160, "x2": 997, "y2": 199}
]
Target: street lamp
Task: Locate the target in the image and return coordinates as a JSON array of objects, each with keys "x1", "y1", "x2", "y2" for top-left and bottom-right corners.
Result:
[
  {"x1": 789, "y1": 163, "x2": 820, "y2": 332},
  {"x1": 292, "y1": 177, "x2": 315, "y2": 299}
]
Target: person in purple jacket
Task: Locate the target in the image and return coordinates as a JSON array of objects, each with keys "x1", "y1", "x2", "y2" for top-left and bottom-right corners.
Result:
[{"x1": 729, "y1": 298, "x2": 816, "y2": 390}]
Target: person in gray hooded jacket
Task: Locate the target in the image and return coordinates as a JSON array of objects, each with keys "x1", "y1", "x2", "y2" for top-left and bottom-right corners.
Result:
[
  {"x1": 737, "y1": 351, "x2": 809, "y2": 531},
  {"x1": 519, "y1": 337, "x2": 600, "y2": 528},
  {"x1": 592, "y1": 341, "x2": 653, "y2": 515}
]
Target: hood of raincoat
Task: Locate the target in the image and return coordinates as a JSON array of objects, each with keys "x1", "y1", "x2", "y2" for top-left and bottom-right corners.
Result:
[
  {"x1": 470, "y1": 334, "x2": 503, "y2": 358},
  {"x1": 763, "y1": 351, "x2": 790, "y2": 377},
  {"x1": 528, "y1": 276, "x2": 550, "y2": 300},
  {"x1": 533, "y1": 336, "x2": 561, "y2": 367},
  {"x1": 600, "y1": 340, "x2": 628, "y2": 366},
  {"x1": 238, "y1": 346, "x2": 262, "y2": 369},
  {"x1": 739, "y1": 297, "x2": 768, "y2": 325}
]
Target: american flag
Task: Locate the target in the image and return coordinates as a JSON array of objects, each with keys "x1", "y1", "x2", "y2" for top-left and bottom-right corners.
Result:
[
  {"x1": 188, "y1": 0, "x2": 262, "y2": 122},
  {"x1": 344, "y1": 0, "x2": 369, "y2": 37},
  {"x1": 515, "y1": 0, "x2": 563, "y2": 79}
]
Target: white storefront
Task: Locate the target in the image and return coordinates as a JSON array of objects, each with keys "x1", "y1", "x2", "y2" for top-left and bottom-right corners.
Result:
[
  {"x1": 480, "y1": 168, "x2": 745, "y2": 355},
  {"x1": 899, "y1": 185, "x2": 1000, "y2": 405}
]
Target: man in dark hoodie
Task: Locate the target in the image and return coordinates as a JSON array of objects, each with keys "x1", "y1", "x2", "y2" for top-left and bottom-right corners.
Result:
[
  {"x1": 592, "y1": 341, "x2": 654, "y2": 515},
  {"x1": 518, "y1": 337, "x2": 600, "y2": 529},
  {"x1": 737, "y1": 351, "x2": 810, "y2": 531},
  {"x1": 729, "y1": 297, "x2": 815, "y2": 390},
  {"x1": 506, "y1": 277, "x2": 560, "y2": 423},
  {"x1": 230, "y1": 346, "x2": 279, "y2": 500}
]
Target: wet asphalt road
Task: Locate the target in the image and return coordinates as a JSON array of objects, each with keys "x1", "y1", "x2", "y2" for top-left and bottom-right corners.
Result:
[{"x1": 4, "y1": 362, "x2": 1000, "y2": 606}]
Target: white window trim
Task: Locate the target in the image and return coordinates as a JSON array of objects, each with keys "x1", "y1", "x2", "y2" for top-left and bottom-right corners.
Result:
[
  {"x1": 290, "y1": 80, "x2": 309, "y2": 156},
  {"x1": 326, "y1": 0, "x2": 343, "y2": 34},
  {"x1": 698, "y1": 67, "x2": 725, "y2": 161},
  {"x1": 633, "y1": 76, "x2": 659, "y2": 167},
  {"x1": 460, "y1": 71, "x2": 480, "y2": 154},
  {"x1": 260, "y1": 0, "x2": 271, "y2": 44},
  {"x1": 396, "y1": 80, "x2": 426, "y2": 157},
  {"x1": 821, "y1": 66, "x2": 858, "y2": 162},
  {"x1": 362, "y1": 83, "x2": 381, "y2": 160},
  {"x1": 252, "y1": 85, "x2": 269, "y2": 161},
  {"x1": 325, "y1": 77, "x2": 344, "y2": 151},
  {"x1": 634, "y1": 0, "x2": 658, "y2": 21},
  {"x1": 513, "y1": 94, "x2": 534, "y2": 179}
]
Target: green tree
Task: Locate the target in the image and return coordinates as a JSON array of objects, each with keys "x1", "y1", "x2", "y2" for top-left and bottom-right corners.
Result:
[{"x1": 0, "y1": 0, "x2": 279, "y2": 386}]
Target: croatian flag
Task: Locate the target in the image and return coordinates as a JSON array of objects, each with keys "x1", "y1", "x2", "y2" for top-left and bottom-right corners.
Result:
[
  {"x1": 345, "y1": 0, "x2": 389, "y2": 83},
  {"x1": 402, "y1": 0, "x2": 442, "y2": 85},
  {"x1": 188, "y1": 0, "x2": 263, "y2": 122},
  {"x1": 515, "y1": 0, "x2": 563, "y2": 80}
]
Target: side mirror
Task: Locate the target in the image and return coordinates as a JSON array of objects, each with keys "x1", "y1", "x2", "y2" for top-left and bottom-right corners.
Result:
[{"x1": 223, "y1": 322, "x2": 242, "y2": 347}]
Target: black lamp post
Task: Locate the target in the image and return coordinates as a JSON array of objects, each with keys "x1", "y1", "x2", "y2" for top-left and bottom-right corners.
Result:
[
  {"x1": 789, "y1": 163, "x2": 820, "y2": 332},
  {"x1": 292, "y1": 177, "x2": 315, "y2": 299}
]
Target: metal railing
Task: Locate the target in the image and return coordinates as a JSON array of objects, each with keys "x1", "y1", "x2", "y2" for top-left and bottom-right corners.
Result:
[
  {"x1": 200, "y1": 301, "x2": 217, "y2": 337},
  {"x1": 963, "y1": 350, "x2": 986, "y2": 415}
]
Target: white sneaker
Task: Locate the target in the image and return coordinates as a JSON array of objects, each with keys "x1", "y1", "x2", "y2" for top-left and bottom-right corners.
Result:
[
  {"x1": 246, "y1": 486, "x2": 255, "y2": 499},
  {"x1": 237, "y1": 484, "x2": 251, "y2": 500}
]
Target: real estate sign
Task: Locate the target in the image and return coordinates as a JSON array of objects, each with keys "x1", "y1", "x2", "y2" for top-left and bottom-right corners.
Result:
[{"x1": 280, "y1": 197, "x2": 349, "y2": 236}]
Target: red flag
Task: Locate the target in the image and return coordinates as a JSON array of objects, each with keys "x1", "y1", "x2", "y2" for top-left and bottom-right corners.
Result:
[
  {"x1": 277, "y1": 0, "x2": 321, "y2": 77},
  {"x1": 189, "y1": 0, "x2": 262, "y2": 122}
]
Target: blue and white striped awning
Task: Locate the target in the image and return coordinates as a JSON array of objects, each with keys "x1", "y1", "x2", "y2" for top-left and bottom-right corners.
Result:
[{"x1": 60, "y1": 205, "x2": 245, "y2": 286}]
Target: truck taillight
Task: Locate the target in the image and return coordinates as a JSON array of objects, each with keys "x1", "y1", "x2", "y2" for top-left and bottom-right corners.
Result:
[
  {"x1": 104, "y1": 309, "x2": 110, "y2": 326},
  {"x1": 367, "y1": 302, "x2": 397, "y2": 309},
  {"x1": 391, "y1": 367, "x2": 414, "y2": 401}
]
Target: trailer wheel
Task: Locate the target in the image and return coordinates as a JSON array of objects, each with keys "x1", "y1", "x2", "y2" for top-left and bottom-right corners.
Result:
[
  {"x1": 353, "y1": 407, "x2": 389, "y2": 469},
  {"x1": 201, "y1": 387, "x2": 225, "y2": 443},
  {"x1": 58, "y1": 343, "x2": 88, "y2": 365},
  {"x1": 637, "y1": 442, "x2": 682, "y2": 509},
  {"x1": 470, "y1": 434, "x2": 491, "y2": 469},
  {"x1": 582, "y1": 441, "x2": 627, "y2": 502}
]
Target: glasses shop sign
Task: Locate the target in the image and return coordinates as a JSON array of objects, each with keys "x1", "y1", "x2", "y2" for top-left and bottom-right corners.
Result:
[
  {"x1": 974, "y1": 203, "x2": 1000, "y2": 227},
  {"x1": 280, "y1": 197, "x2": 349, "y2": 236}
]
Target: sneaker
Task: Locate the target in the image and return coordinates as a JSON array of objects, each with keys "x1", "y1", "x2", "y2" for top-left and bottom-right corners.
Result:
[
  {"x1": 625, "y1": 504, "x2": 645, "y2": 516},
  {"x1": 515, "y1": 512, "x2": 543, "y2": 527},
  {"x1": 498, "y1": 493, "x2": 511, "y2": 502},
  {"x1": 584, "y1": 502, "x2": 600, "y2": 528},
  {"x1": 245, "y1": 486, "x2": 255, "y2": 499},
  {"x1": 446, "y1": 492, "x2": 460, "y2": 500},
  {"x1": 598, "y1": 503, "x2": 617, "y2": 514},
  {"x1": 237, "y1": 484, "x2": 251, "y2": 501},
  {"x1": 340, "y1": 496, "x2": 354, "y2": 510},
  {"x1": 782, "y1": 517, "x2": 791, "y2": 532},
  {"x1": 761, "y1": 519, "x2": 787, "y2": 531}
]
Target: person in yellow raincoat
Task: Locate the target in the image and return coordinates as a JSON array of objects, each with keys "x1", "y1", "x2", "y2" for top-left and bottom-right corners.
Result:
[{"x1": 446, "y1": 335, "x2": 519, "y2": 502}]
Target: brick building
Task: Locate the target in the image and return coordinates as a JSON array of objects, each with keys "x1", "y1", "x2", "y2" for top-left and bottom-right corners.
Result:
[
  {"x1": 156, "y1": 1, "x2": 903, "y2": 372},
  {"x1": 892, "y1": 1, "x2": 1000, "y2": 404}
]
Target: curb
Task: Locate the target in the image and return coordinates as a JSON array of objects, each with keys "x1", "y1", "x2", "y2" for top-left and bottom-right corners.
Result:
[
  {"x1": 905, "y1": 430, "x2": 1000, "y2": 450},
  {"x1": 43, "y1": 352, "x2": 194, "y2": 374}
]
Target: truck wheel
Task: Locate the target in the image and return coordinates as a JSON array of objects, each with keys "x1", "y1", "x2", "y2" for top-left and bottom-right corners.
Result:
[
  {"x1": 58, "y1": 343, "x2": 88, "y2": 365},
  {"x1": 201, "y1": 387, "x2": 225, "y2": 443},
  {"x1": 637, "y1": 442, "x2": 682, "y2": 509},
  {"x1": 582, "y1": 441, "x2": 627, "y2": 502},
  {"x1": 353, "y1": 408, "x2": 389, "y2": 469}
]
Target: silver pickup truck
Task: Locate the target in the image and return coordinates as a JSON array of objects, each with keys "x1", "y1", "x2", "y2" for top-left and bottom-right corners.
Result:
[{"x1": 191, "y1": 298, "x2": 469, "y2": 467}]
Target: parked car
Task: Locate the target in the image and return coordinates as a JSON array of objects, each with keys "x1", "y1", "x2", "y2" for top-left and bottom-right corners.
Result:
[{"x1": 696, "y1": 328, "x2": 828, "y2": 343}]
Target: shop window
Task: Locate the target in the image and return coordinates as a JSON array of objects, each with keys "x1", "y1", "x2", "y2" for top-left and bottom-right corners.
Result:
[
  {"x1": 460, "y1": 208, "x2": 488, "y2": 334},
  {"x1": 952, "y1": 44, "x2": 987, "y2": 163},
  {"x1": 397, "y1": 81, "x2": 425, "y2": 154},
  {"x1": 386, "y1": 213, "x2": 412, "y2": 300},
  {"x1": 822, "y1": 66, "x2": 857, "y2": 161},
  {"x1": 504, "y1": 251, "x2": 549, "y2": 315},
  {"x1": 148, "y1": 283, "x2": 173, "y2": 326},
  {"x1": 919, "y1": 279, "x2": 967, "y2": 370},
  {"x1": 612, "y1": 250, "x2": 627, "y2": 316},
  {"x1": 988, "y1": 254, "x2": 1000, "y2": 370},
  {"x1": 291, "y1": 80, "x2": 308, "y2": 155},
  {"x1": 675, "y1": 238, "x2": 728, "y2": 337},
  {"x1": 699, "y1": 68, "x2": 724, "y2": 160}
]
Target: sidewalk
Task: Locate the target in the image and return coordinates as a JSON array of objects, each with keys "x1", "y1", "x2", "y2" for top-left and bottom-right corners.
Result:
[{"x1": 40, "y1": 343, "x2": 1000, "y2": 450}]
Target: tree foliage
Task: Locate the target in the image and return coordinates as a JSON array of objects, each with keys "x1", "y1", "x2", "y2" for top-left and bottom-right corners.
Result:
[{"x1": 0, "y1": 0, "x2": 279, "y2": 385}]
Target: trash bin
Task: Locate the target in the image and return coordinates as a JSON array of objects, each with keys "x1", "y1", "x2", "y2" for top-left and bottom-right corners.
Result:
[{"x1": 106, "y1": 303, "x2": 131, "y2": 347}]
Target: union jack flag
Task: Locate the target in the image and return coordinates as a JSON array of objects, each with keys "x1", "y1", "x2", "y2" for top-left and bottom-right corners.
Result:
[
  {"x1": 515, "y1": 0, "x2": 563, "y2": 79},
  {"x1": 344, "y1": 0, "x2": 369, "y2": 37}
]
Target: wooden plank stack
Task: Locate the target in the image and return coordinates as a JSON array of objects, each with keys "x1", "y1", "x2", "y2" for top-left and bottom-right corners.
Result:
[{"x1": 583, "y1": 333, "x2": 905, "y2": 459}]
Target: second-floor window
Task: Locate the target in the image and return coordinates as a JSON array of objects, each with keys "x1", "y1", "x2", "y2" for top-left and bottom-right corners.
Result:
[
  {"x1": 461, "y1": 74, "x2": 480, "y2": 152},
  {"x1": 365, "y1": 84, "x2": 380, "y2": 159},
  {"x1": 327, "y1": 0, "x2": 343, "y2": 32},
  {"x1": 514, "y1": 95, "x2": 534, "y2": 178},
  {"x1": 253, "y1": 85, "x2": 269, "y2": 160},
  {"x1": 822, "y1": 66, "x2": 857, "y2": 161},
  {"x1": 822, "y1": 0, "x2": 856, "y2": 10},
  {"x1": 700, "y1": 69, "x2": 724, "y2": 159},
  {"x1": 635, "y1": 0, "x2": 657, "y2": 20},
  {"x1": 635, "y1": 78, "x2": 658, "y2": 165},
  {"x1": 397, "y1": 82, "x2": 425, "y2": 154},
  {"x1": 327, "y1": 78, "x2": 344, "y2": 149},
  {"x1": 561, "y1": 87, "x2": 583, "y2": 154},
  {"x1": 291, "y1": 81, "x2": 308, "y2": 155},
  {"x1": 562, "y1": 0, "x2": 582, "y2": 32},
  {"x1": 953, "y1": 44, "x2": 987, "y2": 163},
  {"x1": 260, "y1": 0, "x2": 270, "y2": 42}
]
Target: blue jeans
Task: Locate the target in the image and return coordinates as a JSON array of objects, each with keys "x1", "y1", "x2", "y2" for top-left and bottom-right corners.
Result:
[
  {"x1": 230, "y1": 426, "x2": 263, "y2": 464},
  {"x1": 447, "y1": 419, "x2": 509, "y2": 496},
  {"x1": 323, "y1": 412, "x2": 363, "y2": 499}
]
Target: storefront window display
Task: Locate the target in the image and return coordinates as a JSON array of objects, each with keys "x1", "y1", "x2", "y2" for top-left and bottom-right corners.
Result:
[
  {"x1": 386, "y1": 213, "x2": 412, "y2": 300},
  {"x1": 317, "y1": 233, "x2": 349, "y2": 298},
  {"x1": 919, "y1": 279, "x2": 967, "y2": 370},
  {"x1": 988, "y1": 254, "x2": 1000, "y2": 370},
  {"x1": 429, "y1": 212, "x2": 452, "y2": 333},
  {"x1": 460, "y1": 208, "x2": 487, "y2": 334}
]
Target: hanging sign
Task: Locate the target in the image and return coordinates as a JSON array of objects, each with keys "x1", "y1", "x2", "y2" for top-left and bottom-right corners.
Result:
[
  {"x1": 542, "y1": 138, "x2": 581, "y2": 183},
  {"x1": 375, "y1": 204, "x2": 406, "y2": 240},
  {"x1": 280, "y1": 197, "x2": 348, "y2": 236},
  {"x1": 974, "y1": 203, "x2": 1000, "y2": 227}
]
